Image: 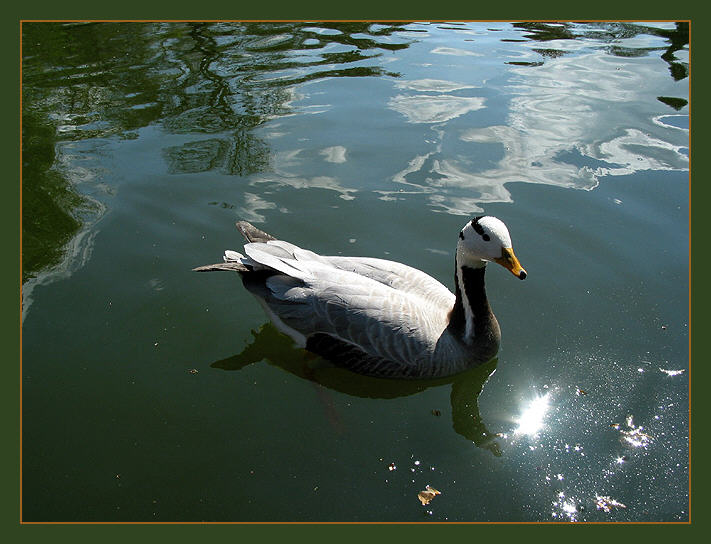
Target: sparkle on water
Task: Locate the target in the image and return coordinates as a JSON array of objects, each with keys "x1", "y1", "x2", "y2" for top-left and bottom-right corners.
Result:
[{"x1": 514, "y1": 393, "x2": 552, "y2": 437}]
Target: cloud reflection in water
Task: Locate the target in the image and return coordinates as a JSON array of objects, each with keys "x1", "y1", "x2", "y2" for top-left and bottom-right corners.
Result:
[
  {"x1": 388, "y1": 94, "x2": 486, "y2": 124},
  {"x1": 388, "y1": 48, "x2": 688, "y2": 216}
]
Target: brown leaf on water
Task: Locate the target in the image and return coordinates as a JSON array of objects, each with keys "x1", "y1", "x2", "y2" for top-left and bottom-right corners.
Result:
[{"x1": 418, "y1": 485, "x2": 441, "y2": 506}]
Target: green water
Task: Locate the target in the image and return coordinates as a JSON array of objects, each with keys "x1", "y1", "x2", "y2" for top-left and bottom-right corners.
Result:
[{"x1": 21, "y1": 21, "x2": 689, "y2": 522}]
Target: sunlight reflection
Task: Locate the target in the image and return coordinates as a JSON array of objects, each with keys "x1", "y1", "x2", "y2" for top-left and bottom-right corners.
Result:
[
  {"x1": 551, "y1": 492, "x2": 579, "y2": 522},
  {"x1": 514, "y1": 393, "x2": 551, "y2": 437},
  {"x1": 619, "y1": 415, "x2": 654, "y2": 448}
]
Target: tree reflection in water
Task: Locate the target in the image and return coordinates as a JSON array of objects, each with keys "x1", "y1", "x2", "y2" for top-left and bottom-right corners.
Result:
[{"x1": 21, "y1": 21, "x2": 408, "y2": 282}]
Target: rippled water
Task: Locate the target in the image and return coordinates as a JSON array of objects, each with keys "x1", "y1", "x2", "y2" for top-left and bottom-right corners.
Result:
[{"x1": 22, "y1": 21, "x2": 689, "y2": 522}]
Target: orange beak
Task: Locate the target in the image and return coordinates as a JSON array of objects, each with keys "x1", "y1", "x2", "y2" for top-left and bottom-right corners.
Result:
[{"x1": 494, "y1": 247, "x2": 527, "y2": 280}]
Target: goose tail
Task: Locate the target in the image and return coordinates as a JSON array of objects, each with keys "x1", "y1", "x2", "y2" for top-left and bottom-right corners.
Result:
[
  {"x1": 193, "y1": 249, "x2": 250, "y2": 273},
  {"x1": 193, "y1": 221, "x2": 277, "y2": 272},
  {"x1": 192, "y1": 262, "x2": 249, "y2": 273},
  {"x1": 236, "y1": 221, "x2": 276, "y2": 243}
]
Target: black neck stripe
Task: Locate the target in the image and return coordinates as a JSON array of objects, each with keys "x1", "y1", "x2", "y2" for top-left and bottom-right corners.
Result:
[{"x1": 449, "y1": 264, "x2": 490, "y2": 338}]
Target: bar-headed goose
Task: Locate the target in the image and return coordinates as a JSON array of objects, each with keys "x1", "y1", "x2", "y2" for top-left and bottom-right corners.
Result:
[{"x1": 194, "y1": 217, "x2": 526, "y2": 379}]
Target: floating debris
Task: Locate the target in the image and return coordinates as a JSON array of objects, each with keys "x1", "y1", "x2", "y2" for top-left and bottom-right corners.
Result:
[
  {"x1": 575, "y1": 387, "x2": 587, "y2": 396},
  {"x1": 659, "y1": 368, "x2": 685, "y2": 377},
  {"x1": 188, "y1": 368, "x2": 199, "y2": 374},
  {"x1": 418, "y1": 485, "x2": 441, "y2": 506},
  {"x1": 388, "y1": 462, "x2": 397, "y2": 471},
  {"x1": 595, "y1": 495, "x2": 627, "y2": 512},
  {"x1": 431, "y1": 409, "x2": 442, "y2": 417}
]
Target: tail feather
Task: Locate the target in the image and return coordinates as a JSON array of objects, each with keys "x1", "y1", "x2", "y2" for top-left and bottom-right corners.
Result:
[
  {"x1": 236, "y1": 221, "x2": 276, "y2": 243},
  {"x1": 193, "y1": 262, "x2": 249, "y2": 273},
  {"x1": 193, "y1": 220, "x2": 277, "y2": 273},
  {"x1": 224, "y1": 250, "x2": 245, "y2": 262}
]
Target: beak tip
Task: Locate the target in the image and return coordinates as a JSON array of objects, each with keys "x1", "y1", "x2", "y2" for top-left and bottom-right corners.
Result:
[{"x1": 518, "y1": 269, "x2": 527, "y2": 280}]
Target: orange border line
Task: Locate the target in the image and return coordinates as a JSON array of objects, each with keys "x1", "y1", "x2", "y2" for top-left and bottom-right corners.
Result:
[
  {"x1": 18, "y1": 520, "x2": 692, "y2": 525},
  {"x1": 19, "y1": 19, "x2": 24, "y2": 525},
  {"x1": 18, "y1": 19, "x2": 692, "y2": 526},
  {"x1": 687, "y1": 20, "x2": 692, "y2": 526}
]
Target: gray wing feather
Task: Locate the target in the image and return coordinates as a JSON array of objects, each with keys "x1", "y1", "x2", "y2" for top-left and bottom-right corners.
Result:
[
  {"x1": 268, "y1": 268, "x2": 447, "y2": 369},
  {"x1": 232, "y1": 240, "x2": 454, "y2": 372},
  {"x1": 324, "y1": 256, "x2": 455, "y2": 308}
]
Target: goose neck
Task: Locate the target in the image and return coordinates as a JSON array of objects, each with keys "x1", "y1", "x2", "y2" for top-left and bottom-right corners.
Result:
[{"x1": 449, "y1": 260, "x2": 495, "y2": 344}]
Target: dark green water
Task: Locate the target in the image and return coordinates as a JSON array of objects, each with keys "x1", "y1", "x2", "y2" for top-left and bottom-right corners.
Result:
[{"x1": 21, "y1": 21, "x2": 689, "y2": 522}]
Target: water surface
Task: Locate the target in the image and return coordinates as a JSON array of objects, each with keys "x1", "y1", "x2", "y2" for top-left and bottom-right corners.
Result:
[{"x1": 22, "y1": 21, "x2": 689, "y2": 522}]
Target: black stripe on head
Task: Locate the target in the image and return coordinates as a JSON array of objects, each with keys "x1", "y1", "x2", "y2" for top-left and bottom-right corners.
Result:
[{"x1": 470, "y1": 217, "x2": 490, "y2": 242}]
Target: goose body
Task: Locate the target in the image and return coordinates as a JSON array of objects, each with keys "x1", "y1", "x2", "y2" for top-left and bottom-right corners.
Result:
[{"x1": 194, "y1": 217, "x2": 526, "y2": 379}]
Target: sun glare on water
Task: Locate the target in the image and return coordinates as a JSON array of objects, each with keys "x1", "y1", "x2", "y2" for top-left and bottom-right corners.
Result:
[{"x1": 514, "y1": 393, "x2": 551, "y2": 437}]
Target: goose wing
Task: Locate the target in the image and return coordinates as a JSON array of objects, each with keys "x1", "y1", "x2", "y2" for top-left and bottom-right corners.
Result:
[
  {"x1": 323, "y1": 256, "x2": 455, "y2": 309},
  {"x1": 241, "y1": 241, "x2": 452, "y2": 376}
]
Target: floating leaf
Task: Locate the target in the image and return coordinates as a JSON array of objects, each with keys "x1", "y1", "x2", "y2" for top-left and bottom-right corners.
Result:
[{"x1": 418, "y1": 485, "x2": 441, "y2": 506}]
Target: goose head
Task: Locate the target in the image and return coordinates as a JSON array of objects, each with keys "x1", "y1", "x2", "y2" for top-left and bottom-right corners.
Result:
[{"x1": 457, "y1": 216, "x2": 527, "y2": 280}]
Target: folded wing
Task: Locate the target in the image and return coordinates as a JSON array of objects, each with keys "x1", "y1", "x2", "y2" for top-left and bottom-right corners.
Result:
[{"x1": 241, "y1": 241, "x2": 453, "y2": 376}]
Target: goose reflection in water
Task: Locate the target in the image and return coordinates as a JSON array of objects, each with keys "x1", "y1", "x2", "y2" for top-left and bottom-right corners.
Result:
[{"x1": 210, "y1": 323, "x2": 503, "y2": 456}]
